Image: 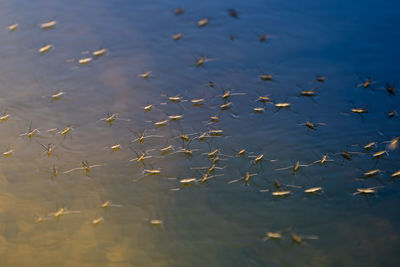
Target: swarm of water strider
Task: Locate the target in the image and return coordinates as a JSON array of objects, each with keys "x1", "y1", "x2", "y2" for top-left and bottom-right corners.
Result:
[{"x1": 2, "y1": 4, "x2": 399, "y2": 265}]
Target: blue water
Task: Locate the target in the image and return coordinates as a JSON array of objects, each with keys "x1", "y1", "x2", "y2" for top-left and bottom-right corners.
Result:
[{"x1": 0, "y1": 0, "x2": 399, "y2": 266}]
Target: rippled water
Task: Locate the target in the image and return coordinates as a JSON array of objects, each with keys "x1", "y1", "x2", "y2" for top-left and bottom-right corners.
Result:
[{"x1": 0, "y1": 0, "x2": 399, "y2": 266}]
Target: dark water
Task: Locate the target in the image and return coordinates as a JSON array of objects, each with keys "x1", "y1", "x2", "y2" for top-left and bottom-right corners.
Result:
[{"x1": 0, "y1": 0, "x2": 399, "y2": 266}]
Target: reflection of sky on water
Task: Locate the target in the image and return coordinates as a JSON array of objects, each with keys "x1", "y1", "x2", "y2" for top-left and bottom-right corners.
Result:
[{"x1": 0, "y1": 0, "x2": 399, "y2": 266}]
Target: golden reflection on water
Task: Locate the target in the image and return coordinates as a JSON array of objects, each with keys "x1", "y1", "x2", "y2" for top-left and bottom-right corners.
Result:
[{"x1": 0, "y1": 11, "x2": 157, "y2": 261}]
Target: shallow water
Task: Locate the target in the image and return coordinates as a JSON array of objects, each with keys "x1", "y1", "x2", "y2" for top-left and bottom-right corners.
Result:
[{"x1": 0, "y1": 0, "x2": 399, "y2": 266}]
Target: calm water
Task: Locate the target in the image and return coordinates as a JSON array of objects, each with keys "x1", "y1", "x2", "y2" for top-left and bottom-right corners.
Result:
[{"x1": 0, "y1": 0, "x2": 399, "y2": 266}]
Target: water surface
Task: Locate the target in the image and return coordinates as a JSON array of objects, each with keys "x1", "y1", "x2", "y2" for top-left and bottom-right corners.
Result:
[{"x1": 0, "y1": 0, "x2": 399, "y2": 266}]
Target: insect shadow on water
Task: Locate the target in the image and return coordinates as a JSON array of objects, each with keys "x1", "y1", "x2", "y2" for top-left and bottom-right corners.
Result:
[
  {"x1": 354, "y1": 167, "x2": 385, "y2": 185},
  {"x1": 170, "y1": 144, "x2": 200, "y2": 159},
  {"x1": 137, "y1": 71, "x2": 152, "y2": 79},
  {"x1": 309, "y1": 153, "x2": 335, "y2": 167},
  {"x1": 197, "y1": 18, "x2": 209, "y2": 28},
  {"x1": 53, "y1": 125, "x2": 74, "y2": 140},
  {"x1": 316, "y1": 75, "x2": 327, "y2": 83},
  {"x1": 162, "y1": 94, "x2": 187, "y2": 114},
  {"x1": 373, "y1": 81, "x2": 398, "y2": 97},
  {"x1": 217, "y1": 88, "x2": 247, "y2": 102},
  {"x1": 190, "y1": 97, "x2": 207, "y2": 107},
  {"x1": 7, "y1": 23, "x2": 19, "y2": 31},
  {"x1": 248, "y1": 154, "x2": 278, "y2": 171},
  {"x1": 295, "y1": 84, "x2": 319, "y2": 104},
  {"x1": 228, "y1": 171, "x2": 258, "y2": 186},
  {"x1": 298, "y1": 119, "x2": 326, "y2": 132},
  {"x1": 203, "y1": 114, "x2": 221, "y2": 126},
  {"x1": 42, "y1": 90, "x2": 66, "y2": 102},
  {"x1": 19, "y1": 121, "x2": 40, "y2": 142},
  {"x1": 99, "y1": 113, "x2": 130, "y2": 126},
  {"x1": 255, "y1": 92, "x2": 273, "y2": 106},
  {"x1": 0, "y1": 109, "x2": 11, "y2": 123},
  {"x1": 133, "y1": 166, "x2": 162, "y2": 182},
  {"x1": 253, "y1": 32, "x2": 279, "y2": 43},
  {"x1": 48, "y1": 164, "x2": 60, "y2": 179},
  {"x1": 259, "y1": 178, "x2": 301, "y2": 195},
  {"x1": 352, "y1": 141, "x2": 378, "y2": 152},
  {"x1": 341, "y1": 101, "x2": 368, "y2": 121},
  {"x1": 40, "y1": 19, "x2": 56, "y2": 30},
  {"x1": 303, "y1": 186, "x2": 324, "y2": 195},
  {"x1": 92, "y1": 47, "x2": 107, "y2": 58},
  {"x1": 382, "y1": 136, "x2": 399, "y2": 151},
  {"x1": 263, "y1": 231, "x2": 284, "y2": 241},
  {"x1": 128, "y1": 147, "x2": 155, "y2": 168},
  {"x1": 334, "y1": 148, "x2": 364, "y2": 165},
  {"x1": 391, "y1": 170, "x2": 400, "y2": 181},
  {"x1": 275, "y1": 160, "x2": 313, "y2": 175},
  {"x1": 143, "y1": 103, "x2": 154, "y2": 112},
  {"x1": 38, "y1": 205, "x2": 81, "y2": 222},
  {"x1": 262, "y1": 226, "x2": 304, "y2": 242},
  {"x1": 64, "y1": 160, "x2": 104, "y2": 177},
  {"x1": 172, "y1": 32, "x2": 183, "y2": 41},
  {"x1": 217, "y1": 100, "x2": 240, "y2": 119},
  {"x1": 256, "y1": 60, "x2": 286, "y2": 83},
  {"x1": 246, "y1": 98, "x2": 266, "y2": 114},
  {"x1": 199, "y1": 167, "x2": 224, "y2": 184},
  {"x1": 352, "y1": 185, "x2": 384, "y2": 206},
  {"x1": 174, "y1": 130, "x2": 198, "y2": 148},
  {"x1": 201, "y1": 143, "x2": 231, "y2": 162},
  {"x1": 370, "y1": 150, "x2": 390, "y2": 167},
  {"x1": 191, "y1": 154, "x2": 227, "y2": 179},
  {"x1": 193, "y1": 55, "x2": 216, "y2": 68},
  {"x1": 99, "y1": 199, "x2": 123, "y2": 209},
  {"x1": 356, "y1": 75, "x2": 376, "y2": 90},
  {"x1": 104, "y1": 143, "x2": 122, "y2": 153},
  {"x1": 2, "y1": 147, "x2": 14, "y2": 158},
  {"x1": 227, "y1": 8, "x2": 239, "y2": 19},
  {"x1": 38, "y1": 44, "x2": 53, "y2": 54},
  {"x1": 160, "y1": 144, "x2": 175, "y2": 156},
  {"x1": 387, "y1": 110, "x2": 398, "y2": 118},
  {"x1": 37, "y1": 141, "x2": 58, "y2": 158},
  {"x1": 273, "y1": 98, "x2": 297, "y2": 114},
  {"x1": 129, "y1": 128, "x2": 164, "y2": 144},
  {"x1": 174, "y1": 7, "x2": 184, "y2": 15},
  {"x1": 165, "y1": 113, "x2": 184, "y2": 131}
]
